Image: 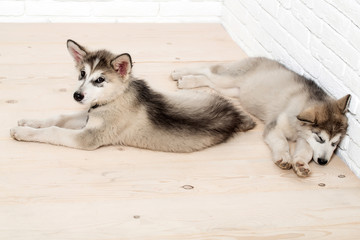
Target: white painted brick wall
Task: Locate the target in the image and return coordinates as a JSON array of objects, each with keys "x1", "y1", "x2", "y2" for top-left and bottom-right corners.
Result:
[
  {"x1": 0, "y1": 1, "x2": 24, "y2": 16},
  {"x1": 1, "y1": 0, "x2": 359, "y2": 177},
  {"x1": 222, "y1": 0, "x2": 360, "y2": 178},
  {"x1": 0, "y1": 0, "x2": 222, "y2": 23}
]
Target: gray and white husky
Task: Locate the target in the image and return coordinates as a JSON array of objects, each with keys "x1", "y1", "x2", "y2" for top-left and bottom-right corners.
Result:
[
  {"x1": 171, "y1": 57, "x2": 350, "y2": 176},
  {"x1": 10, "y1": 40, "x2": 255, "y2": 152}
]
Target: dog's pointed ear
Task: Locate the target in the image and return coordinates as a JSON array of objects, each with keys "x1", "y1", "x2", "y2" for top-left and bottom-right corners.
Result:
[
  {"x1": 67, "y1": 39, "x2": 87, "y2": 64},
  {"x1": 297, "y1": 107, "x2": 316, "y2": 124},
  {"x1": 336, "y1": 94, "x2": 351, "y2": 114},
  {"x1": 111, "y1": 53, "x2": 133, "y2": 80}
]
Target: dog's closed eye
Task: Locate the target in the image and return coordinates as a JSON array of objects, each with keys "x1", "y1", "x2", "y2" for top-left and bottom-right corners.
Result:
[{"x1": 315, "y1": 134, "x2": 325, "y2": 144}]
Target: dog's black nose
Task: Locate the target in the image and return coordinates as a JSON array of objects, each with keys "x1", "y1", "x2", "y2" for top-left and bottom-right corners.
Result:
[
  {"x1": 73, "y1": 91, "x2": 84, "y2": 102},
  {"x1": 317, "y1": 158, "x2": 328, "y2": 165}
]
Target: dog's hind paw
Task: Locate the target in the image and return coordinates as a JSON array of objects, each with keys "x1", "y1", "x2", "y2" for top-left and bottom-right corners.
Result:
[
  {"x1": 177, "y1": 75, "x2": 206, "y2": 89},
  {"x1": 171, "y1": 69, "x2": 189, "y2": 81},
  {"x1": 171, "y1": 72, "x2": 180, "y2": 81},
  {"x1": 293, "y1": 161, "x2": 311, "y2": 177}
]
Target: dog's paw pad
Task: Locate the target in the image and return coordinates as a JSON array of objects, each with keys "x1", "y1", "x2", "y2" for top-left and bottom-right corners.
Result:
[
  {"x1": 293, "y1": 161, "x2": 311, "y2": 177},
  {"x1": 275, "y1": 159, "x2": 292, "y2": 170}
]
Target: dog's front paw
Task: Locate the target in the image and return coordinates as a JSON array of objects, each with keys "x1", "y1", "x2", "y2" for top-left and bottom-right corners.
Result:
[
  {"x1": 18, "y1": 119, "x2": 43, "y2": 128},
  {"x1": 274, "y1": 152, "x2": 292, "y2": 170},
  {"x1": 10, "y1": 126, "x2": 34, "y2": 141},
  {"x1": 293, "y1": 160, "x2": 311, "y2": 177}
]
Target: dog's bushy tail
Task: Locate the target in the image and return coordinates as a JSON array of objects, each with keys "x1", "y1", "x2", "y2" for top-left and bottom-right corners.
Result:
[{"x1": 203, "y1": 95, "x2": 255, "y2": 141}]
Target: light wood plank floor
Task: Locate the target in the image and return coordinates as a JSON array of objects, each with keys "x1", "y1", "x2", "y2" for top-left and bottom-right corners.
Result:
[{"x1": 1, "y1": 24, "x2": 360, "y2": 240}]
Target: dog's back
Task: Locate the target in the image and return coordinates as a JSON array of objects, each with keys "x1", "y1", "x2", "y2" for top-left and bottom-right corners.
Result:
[{"x1": 118, "y1": 79, "x2": 255, "y2": 152}]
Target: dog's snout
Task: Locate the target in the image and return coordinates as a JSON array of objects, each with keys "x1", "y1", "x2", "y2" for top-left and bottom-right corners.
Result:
[
  {"x1": 73, "y1": 91, "x2": 84, "y2": 102},
  {"x1": 317, "y1": 158, "x2": 328, "y2": 165}
]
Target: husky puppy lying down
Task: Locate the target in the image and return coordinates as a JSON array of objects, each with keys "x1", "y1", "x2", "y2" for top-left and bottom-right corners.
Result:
[
  {"x1": 171, "y1": 57, "x2": 350, "y2": 176},
  {"x1": 10, "y1": 40, "x2": 255, "y2": 152}
]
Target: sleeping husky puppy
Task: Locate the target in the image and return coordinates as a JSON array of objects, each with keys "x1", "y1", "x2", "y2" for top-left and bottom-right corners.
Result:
[
  {"x1": 171, "y1": 57, "x2": 350, "y2": 176},
  {"x1": 10, "y1": 40, "x2": 255, "y2": 152}
]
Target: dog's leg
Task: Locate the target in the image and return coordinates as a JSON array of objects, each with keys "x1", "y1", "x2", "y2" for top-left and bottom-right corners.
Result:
[
  {"x1": 172, "y1": 60, "x2": 258, "y2": 99},
  {"x1": 292, "y1": 138, "x2": 312, "y2": 177},
  {"x1": 263, "y1": 121, "x2": 292, "y2": 170},
  {"x1": 10, "y1": 125, "x2": 101, "y2": 150},
  {"x1": 18, "y1": 111, "x2": 88, "y2": 130},
  {"x1": 11, "y1": 114, "x2": 104, "y2": 150}
]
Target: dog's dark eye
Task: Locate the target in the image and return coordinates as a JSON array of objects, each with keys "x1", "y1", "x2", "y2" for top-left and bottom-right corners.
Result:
[
  {"x1": 331, "y1": 142, "x2": 337, "y2": 147},
  {"x1": 94, "y1": 77, "x2": 105, "y2": 84},
  {"x1": 79, "y1": 70, "x2": 86, "y2": 80}
]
